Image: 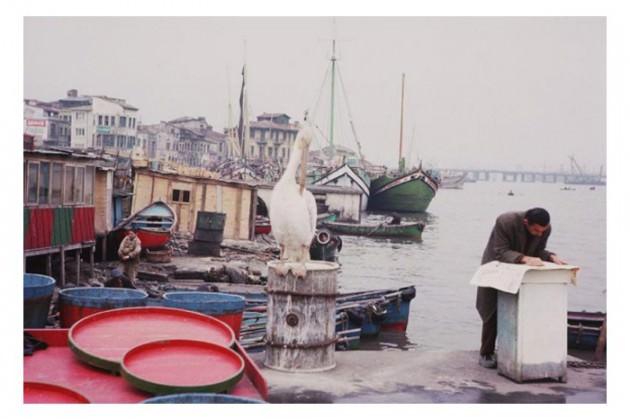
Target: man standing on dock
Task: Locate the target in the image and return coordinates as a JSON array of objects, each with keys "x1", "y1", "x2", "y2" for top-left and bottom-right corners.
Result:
[{"x1": 476, "y1": 208, "x2": 566, "y2": 368}]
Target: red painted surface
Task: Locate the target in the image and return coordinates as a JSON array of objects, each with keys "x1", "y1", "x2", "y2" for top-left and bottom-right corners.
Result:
[
  {"x1": 235, "y1": 342, "x2": 268, "y2": 401},
  {"x1": 24, "y1": 329, "x2": 266, "y2": 403},
  {"x1": 69, "y1": 307, "x2": 235, "y2": 367},
  {"x1": 214, "y1": 312, "x2": 244, "y2": 340},
  {"x1": 122, "y1": 340, "x2": 244, "y2": 388},
  {"x1": 255, "y1": 224, "x2": 271, "y2": 235},
  {"x1": 24, "y1": 208, "x2": 53, "y2": 250},
  {"x1": 24, "y1": 381, "x2": 90, "y2": 404},
  {"x1": 381, "y1": 322, "x2": 408, "y2": 332},
  {"x1": 118, "y1": 228, "x2": 171, "y2": 250},
  {"x1": 71, "y1": 206, "x2": 95, "y2": 243},
  {"x1": 59, "y1": 304, "x2": 102, "y2": 328}
]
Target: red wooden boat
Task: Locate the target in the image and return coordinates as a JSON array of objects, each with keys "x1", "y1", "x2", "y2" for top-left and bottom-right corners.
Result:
[
  {"x1": 254, "y1": 215, "x2": 271, "y2": 235},
  {"x1": 113, "y1": 201, "x2": 177, "y2": 250}
]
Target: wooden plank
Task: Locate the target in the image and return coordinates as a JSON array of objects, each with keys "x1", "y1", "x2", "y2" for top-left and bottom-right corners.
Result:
[
  {"x1": 89, "y1": 246, "x2": 95, "y2": 278},
  {"x1": 594, "y1": 317, "x2": 607, "y2": 362},
  {"x1": 46, "y1": 254, "x2": 52, "y2": 276},
  {"x1": 60, "y1": 247, "x2": 65, "y2": 287},
  {"x1": 75, "y1": 249, "x2": 81, "y2": 285}
]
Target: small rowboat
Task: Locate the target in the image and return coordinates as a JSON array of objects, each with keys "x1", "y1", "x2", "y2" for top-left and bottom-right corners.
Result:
[
  {"x1": 254, "y1": 216, "x2": 271, "y2": 235},
  {"x1": 568, "y1": 311, "x2": 606, "y2": 351},
  {"x1": 114, "y1": 201, "x2": 177, "y2": 250},
  {"x1": 321, "y1": 220, "x2": 424, "y2": 239}
]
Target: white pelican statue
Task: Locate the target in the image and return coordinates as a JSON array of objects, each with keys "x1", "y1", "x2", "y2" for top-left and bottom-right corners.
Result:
[{"x1": 269, "y1": 125, "x2": 317, "y2": 278}]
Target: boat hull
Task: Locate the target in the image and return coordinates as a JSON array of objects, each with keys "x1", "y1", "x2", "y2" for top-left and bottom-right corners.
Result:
[
  {"x1": 368, "y1": 169, "x2": 438, "y2": 212},
  {"x1": 113, "y1": 200, "x2": 176, "y2": 250},
  {"x1": 118, "y1": 228, "x2": 171, "y2": 250},
  {"x1": 254, "y1": 224, "x2": 271, "y2": 235},
  {"x1": 312, "y1": 164, "x2": 371, "y2": 211},
  {"x1": 322, "y1": 221, "x2": 424, "y2": 239}
]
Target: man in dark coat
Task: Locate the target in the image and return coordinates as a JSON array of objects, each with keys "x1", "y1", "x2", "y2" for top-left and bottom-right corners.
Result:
[{"x1": 476, "y1": 207, "x2": 566, "y2": 368}]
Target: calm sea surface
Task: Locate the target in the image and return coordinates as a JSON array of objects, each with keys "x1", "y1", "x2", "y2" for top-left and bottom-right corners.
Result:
[{"x1": 337, "y1": 181, "x2": 606, "y2": 351}]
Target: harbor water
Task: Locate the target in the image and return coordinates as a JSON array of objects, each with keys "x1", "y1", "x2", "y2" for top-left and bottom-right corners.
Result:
[{"x1": 337, "y1": 181, "x2": 606, "y2": 351}]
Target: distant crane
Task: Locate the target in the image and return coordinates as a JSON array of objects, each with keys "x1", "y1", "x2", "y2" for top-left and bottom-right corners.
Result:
[{"x1": 566, "y1": 155, "x2": 606, "y2": 186}]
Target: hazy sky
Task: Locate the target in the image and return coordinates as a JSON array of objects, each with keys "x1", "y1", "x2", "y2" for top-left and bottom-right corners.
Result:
[{"x1": 24, "y1": 17, "x2": 605, "y2": 172}]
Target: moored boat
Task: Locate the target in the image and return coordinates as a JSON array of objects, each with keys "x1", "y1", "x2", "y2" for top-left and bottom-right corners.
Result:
[
  {"x1": 368, "y1": 168, "x2": 438, "y2": 213},
  {"x1": 439, "y1": 172, "x2": 467, "y2": 189},
  {"x1": 113, "y1": 200, "x2": 176, "y2": 250},
  {"x1": 366, "y1": 74, "x2": 439, "y2": 213},
  {"x1": 235, "y1": 285, "x2": 416, "y2": 350},
  {"x1": 312, "y1": 163, "x2": 371, "y2": 211},
  {"x1": 254, "y1": 215, "x2": 271, "y2": 235},
  {"x1": 321, "y1": 220, "x2": 424, "y2": 239},
  {"x1": 568, "y1": 310, "x2": 606, "y2": 351}
]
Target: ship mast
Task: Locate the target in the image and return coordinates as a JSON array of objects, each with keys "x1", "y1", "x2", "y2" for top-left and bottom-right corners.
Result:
[
  {"x1": 329, "y1": 39, "x2": 337, "y2": 150},
  {"x1": 398, "y1": 73, "x2": 406, "y2": 172}
]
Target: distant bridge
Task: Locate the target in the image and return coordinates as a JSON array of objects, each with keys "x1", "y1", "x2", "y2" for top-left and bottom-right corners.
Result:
[{"x1": 439, "y1": 169, "x2": 606, "y2": 185}]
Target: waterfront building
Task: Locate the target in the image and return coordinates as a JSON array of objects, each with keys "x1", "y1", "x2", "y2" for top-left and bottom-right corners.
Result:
[
  {"x1": 228, "y1": 113, "x2": 301, "y2": 168},
  {"x1": 138, "y1": 117, "x2": 227, "y2": 169},
  {"x1": 23, "y1": 146, "x2": 100, "y2": 285},
  {"x1": 131, "y1": 168, "x2": 257, "y2": 240},
  {"x1": 23, "y1": 99, "x2": 71, "y2": 147},
  {"x1": 54, "y1": 89, "x2": 141, "y2": 156}
]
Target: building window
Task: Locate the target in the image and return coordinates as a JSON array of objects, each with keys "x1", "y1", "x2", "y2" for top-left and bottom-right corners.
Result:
[
  {"x1": 119, "y1": 116, "x2": 126, "y2": 127},
  {"x1": 26, "y1": 162, "x2": 39, "y2": 204},
  {"x1": 268, "y1": 146, "x2": 273, "y2": 157},
  {"x1": 51, "y1": 163, "x2": 63, "y2": 205},
  {"x1": 96, "y1": 135, "x2": 102, "y2": 147},
  {"x1": 63, "y1": 166, "x2": 86, "y2": 204},
  {"x1": 171, "y1": 188, "x2": 191, "y2": 203},
  {"x1": 74, "y1": 166, "x2": 84, "y2": 203},
  {"x1": 251, "y1": 146, "x2": 254, "y2": 156},
  {"x1": 104, "y1": 115, "x2": 109, "y2": 126},
  {"x1": 75, "y1": 128, "x2": 85, "y2": 136},
  {"x1": 98, "y1": 115, "x2": 103, "y2": 125},
  {"x1": 38, "y1": 162, "x2": 50, "y2": 204},
  {"x1": 84, "y1": 166, "x2": 94, "y2": 204},
  {"x1": 166, "y1": 142, "x2": 170, "y2": 150},
  {"x1": 75, "y1": 112, "x2": 83, "y2": 120},
  {"x1": 64, "y1": 166, "x2": 74, "y2": 203}
]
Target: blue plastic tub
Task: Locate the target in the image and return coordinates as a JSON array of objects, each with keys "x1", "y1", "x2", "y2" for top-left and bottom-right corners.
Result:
[
  {"x1": 58, "y1": 287, "x2": 148, "y2": 327},
  {"x1": 162, "y1": 292, "x2": 246, "y2": 337},
  {"x1": 142, "y1": 393, "x2": 264, "y2": 404},
  {"x1": 24, "y1": 274, "x2": 56, "y2": 328}
]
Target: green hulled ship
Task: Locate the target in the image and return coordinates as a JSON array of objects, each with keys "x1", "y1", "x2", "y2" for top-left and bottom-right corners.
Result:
[
  {"x1": 367, "y1": 73, "x2": 439, "y2": 213},
  {"x1": 368, "y1": 168, "x2": 439, "y2": 213}
]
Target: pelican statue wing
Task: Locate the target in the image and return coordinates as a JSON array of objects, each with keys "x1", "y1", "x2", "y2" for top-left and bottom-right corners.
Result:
[{"x1": 305, "y1": 189, "x2": 317, "y2": 239}]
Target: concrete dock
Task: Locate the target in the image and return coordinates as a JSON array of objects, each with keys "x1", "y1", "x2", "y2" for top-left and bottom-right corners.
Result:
[{"x1": 250, "y1": 349, "x2": 606, "y2": 403}]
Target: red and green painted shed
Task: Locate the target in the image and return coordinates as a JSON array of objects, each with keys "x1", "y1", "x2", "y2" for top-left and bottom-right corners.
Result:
[{"x1": 24, "y1": 149, "x2": 101, "y2": 285}]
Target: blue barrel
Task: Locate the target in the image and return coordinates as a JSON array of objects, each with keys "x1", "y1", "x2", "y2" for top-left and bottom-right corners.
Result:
[
  {"x1": 58, "y1": 287, "x2": 149, "y2": 327},
  {"x1": 142, "y1": 393, "x2": 264, "y2": 403},
  {"x1": 24, "y1": 274, "x2": 56, "y2": 328},
  {"x1": 163, "y1": 292, "x2": 246, "y2": 338}
]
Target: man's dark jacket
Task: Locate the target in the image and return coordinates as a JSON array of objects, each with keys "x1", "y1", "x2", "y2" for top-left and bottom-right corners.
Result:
[{"x1": 476, "y1": 211, "x2": 555, "y2": 321}]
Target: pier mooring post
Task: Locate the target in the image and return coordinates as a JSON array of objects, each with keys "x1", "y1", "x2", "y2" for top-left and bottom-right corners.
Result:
[{"x1": 265, "y1": 260, "x2": 339, "y2": 372}]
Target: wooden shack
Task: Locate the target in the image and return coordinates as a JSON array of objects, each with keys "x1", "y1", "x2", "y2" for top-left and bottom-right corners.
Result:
[
  {"x1": 131, "y1": 169, "x2": 257, "y2": 240},
  {"x1": 257, "y1": 184, "x2": 362, "y2": 222},
  {"x1": 24, "y1": 149, "x2": 101, "y2": 285}
]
